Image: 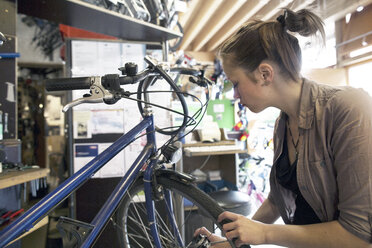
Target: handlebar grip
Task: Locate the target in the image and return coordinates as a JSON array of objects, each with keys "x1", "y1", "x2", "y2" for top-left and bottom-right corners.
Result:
[{"x1": 45, "y1": 77, "x2": 93, "y2": 91}]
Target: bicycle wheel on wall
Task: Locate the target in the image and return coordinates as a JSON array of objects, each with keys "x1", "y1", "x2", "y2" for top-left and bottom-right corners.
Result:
[
  {"x1": 169, "y1": 21, "x2": 183, "y2": 52},
  {"x1": 114, "y1": 175, "x2": 236, "y2": 248}
]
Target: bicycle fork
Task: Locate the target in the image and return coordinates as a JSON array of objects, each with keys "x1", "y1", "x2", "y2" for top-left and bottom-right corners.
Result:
[{"x1": 144, "y1": 160, "x2": 184, "y2": 247}]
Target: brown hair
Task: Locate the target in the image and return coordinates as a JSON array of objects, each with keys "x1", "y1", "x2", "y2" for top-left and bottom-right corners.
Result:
[{"x1": 218, "y1": 8, "x2": 325, "y2": 82}]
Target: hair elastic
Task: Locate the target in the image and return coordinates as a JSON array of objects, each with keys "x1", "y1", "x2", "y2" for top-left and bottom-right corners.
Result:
[{"x1": 276, "y1": 10, "x2": 287, "y2": 28}]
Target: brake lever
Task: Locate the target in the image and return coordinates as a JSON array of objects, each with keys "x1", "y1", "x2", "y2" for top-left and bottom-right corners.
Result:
[
  {"x1": 144, "y1": 55, "x2": 170, "y2": 72},
  {"x1": 62, "y1": 76, "x2": 114, "y2": 112},
  {"x1": 144, "y1": 55, "x2": 158, "y2": 68}
]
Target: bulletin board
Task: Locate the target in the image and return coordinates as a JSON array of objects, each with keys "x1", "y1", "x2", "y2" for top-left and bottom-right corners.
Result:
[{"x1": 68, "y1": 39, "x2": 149, "y2": 178}]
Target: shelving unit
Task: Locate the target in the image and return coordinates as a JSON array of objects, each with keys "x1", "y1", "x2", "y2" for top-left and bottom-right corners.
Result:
[
  {"x1": 182, "y1": 141, "x2": 247, "y2": 186},
  {"x1": 181, "y1": 141, "x2": 248, "y2": 242},
  {"x1": 18, "y1": 0, "x2": 182, "y2": 43},
  {"x1": 0, "y1": 168, "x2": 50, "y2": 244}
]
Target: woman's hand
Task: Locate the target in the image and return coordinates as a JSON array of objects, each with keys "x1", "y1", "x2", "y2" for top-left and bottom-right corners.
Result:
[{"x1": 218, "y1": 211, "x2": 267, "y2": 247}]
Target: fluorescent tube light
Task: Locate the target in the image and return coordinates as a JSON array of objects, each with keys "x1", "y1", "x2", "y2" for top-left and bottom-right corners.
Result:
[{"x1": 350, "y1": 45, "x2": 372, "y2": 57}]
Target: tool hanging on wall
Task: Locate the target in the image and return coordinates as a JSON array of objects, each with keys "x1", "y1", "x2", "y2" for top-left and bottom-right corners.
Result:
[
  {"x1": 28, "y1": 177, "x2": 48, "y2": 198},
  {"x1": 0, "y1": 32, "x2": 6, "y2": 46}
]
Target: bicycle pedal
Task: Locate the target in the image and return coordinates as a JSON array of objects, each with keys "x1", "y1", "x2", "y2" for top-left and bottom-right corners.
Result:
[{"x1": 56, "y1": 216, "x2": 95, "y2": 248}]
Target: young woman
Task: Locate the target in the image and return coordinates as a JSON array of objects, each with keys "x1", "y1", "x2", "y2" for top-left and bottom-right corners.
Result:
[{"x1": 195, "y1": 8, "x2": 372, "y2": 248}]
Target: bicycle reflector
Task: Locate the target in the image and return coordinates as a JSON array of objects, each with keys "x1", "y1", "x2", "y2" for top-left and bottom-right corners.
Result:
[{"x1": 161, "y1": 144, "x2": 182, "y2": 164}]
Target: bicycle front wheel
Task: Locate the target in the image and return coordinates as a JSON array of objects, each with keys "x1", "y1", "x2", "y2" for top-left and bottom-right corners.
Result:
[{"x1": 114, "y1": 174, "x2": 235, "y2": 248}]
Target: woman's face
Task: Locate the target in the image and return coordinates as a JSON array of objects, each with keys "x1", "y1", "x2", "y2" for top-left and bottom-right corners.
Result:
[{"x1": 222, "y1": 61, "x2": 268, "y2": 113}]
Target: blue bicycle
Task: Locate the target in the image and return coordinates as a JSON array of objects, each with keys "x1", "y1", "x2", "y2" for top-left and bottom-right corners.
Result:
[{"x1": 0, "y1": 56, "x2": 250, "y2": 248}]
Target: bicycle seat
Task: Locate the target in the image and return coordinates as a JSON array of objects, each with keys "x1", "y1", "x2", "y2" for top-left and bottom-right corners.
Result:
[{"x1": 208, "y1": 190, "x2": 252, "y2": 216}]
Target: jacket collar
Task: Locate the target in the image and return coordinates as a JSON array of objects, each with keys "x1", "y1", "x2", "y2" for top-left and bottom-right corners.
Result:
[
  {"x1": 278, "y1": 78, "x2": 318, "y2": 130},
  {"x1": 298, "y1": 78, "x2": 318, "y2": 129}
]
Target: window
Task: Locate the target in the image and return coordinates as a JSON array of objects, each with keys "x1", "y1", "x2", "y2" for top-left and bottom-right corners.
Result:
[
  {"x1": 348, "y1": 60, "x2": 372, "y2": 95},
  {"x1": 300, "y1": 21, "x2": 337, "y2": 72}
]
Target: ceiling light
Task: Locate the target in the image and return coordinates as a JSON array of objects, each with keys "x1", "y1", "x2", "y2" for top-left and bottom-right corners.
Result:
[
  {"x1": 362, "y1": 37, "x2": 368, "y2": 46},
  {"x1": 356, "y1": 5, "x2": 364, "y2": 12},
  {"x1": 345, "y1": 13, "x2": 352, "y2": 23},
  {"x1": 350, "y1": 45, "x2": 372, "y2": 57}
]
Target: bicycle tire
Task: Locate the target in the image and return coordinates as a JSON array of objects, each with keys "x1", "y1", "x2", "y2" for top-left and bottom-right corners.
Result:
[
  {"x1": 114, "y1": 175, "x2": 238, "y2": 248},
  {"x1": 169, "y1": 21, "x2": 183, "y2": 52}
]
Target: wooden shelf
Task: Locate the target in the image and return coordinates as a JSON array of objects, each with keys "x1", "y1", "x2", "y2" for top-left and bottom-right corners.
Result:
[
  {"x1": 183, "y1": 140, "x2": 236, "y2": 148},
  {"x1": 0, "y1": 168, "x2": 50, "y2": 189},
  {"x1": 183, "y1": 149, "x2": 246, "y2": 157},
  {"x1": 0, "y1": 168, "x2": 50, "y2": 243},
  {"x1": 18, "y1": 0, "x2": 182, "y2": 43},
  {"x1": 183, "y1": 140, "x2": 247, "y2": 157}
]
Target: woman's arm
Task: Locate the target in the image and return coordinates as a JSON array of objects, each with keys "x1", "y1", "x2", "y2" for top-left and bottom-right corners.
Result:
[
  {"x1": 251, "y1": 198, "x2": 280, "y2": 224},
  {"x1": 219, "y1": 212, "x2": 372, "y2": 248},
  {"x1": 193, "y1": 198, "x2": 280, "y2": 247},
  {"x1": 249, "y1": 197, "x2": 370, "y2": 247},
  {"x1": 265, "y1": 220, "x2": 371, "y2": 248}
]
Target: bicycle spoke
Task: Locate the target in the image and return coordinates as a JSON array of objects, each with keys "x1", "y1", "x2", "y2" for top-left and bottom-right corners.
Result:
[
  {"x1": 127, "y1": 192, "x2": 155, "y2": 247},
  {"x1": 155, "y1": 207, "x2": 175, "y2": 241},
  {"x1": 127, "y1": 235, "x2": 146, "y2": 248},
  {"x1": 115, "y1": 176, "x2": 228, "y2": 248}
]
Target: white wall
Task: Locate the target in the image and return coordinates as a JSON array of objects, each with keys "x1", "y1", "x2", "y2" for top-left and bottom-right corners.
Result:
[{"x1": 302, "y1": 67, "x2": 348, "y2": 86}]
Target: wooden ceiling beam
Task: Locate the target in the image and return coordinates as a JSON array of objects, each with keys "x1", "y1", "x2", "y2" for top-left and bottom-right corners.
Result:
[
  {"x1": 258, "y1": 0, "x2": 311, "y2": 22},
  {"x1": 264, "y1": 0, "x2": 314, "y2": 22},
  {"x1": 179, "y1": 0, "x2": 224, "y2": 50},
  {"x1": 292, "y1": 0, "x2": 316, "y2": 12},
  {"x1": 205, "y1": 0, "x2": 270, "y2": 52},
  {"x1": 260, "y1": 0, "x2": 294, "y2": 21},
  {"x1": 323, "y1": 0, "x2": 372, "y2": 22},
  {"x1": 192, "y1": 0, "x2": 247, "y2": 52},
  {"x1": 178, "y1": 0, "x2": 372, "y2": 55},
  {"x1": 178, "y1": 0, "x2": 201, "y2": 31}
]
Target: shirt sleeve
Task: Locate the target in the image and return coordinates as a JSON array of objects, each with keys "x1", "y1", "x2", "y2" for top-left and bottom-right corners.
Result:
[{"x1": 328, "y1": 88, "x2": 372, "y2": 243}]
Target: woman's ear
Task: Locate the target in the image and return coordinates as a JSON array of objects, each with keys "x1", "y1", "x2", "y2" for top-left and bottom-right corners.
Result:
[{"x1": 258, "y1": 63, "x2": 274, "y2": 86}]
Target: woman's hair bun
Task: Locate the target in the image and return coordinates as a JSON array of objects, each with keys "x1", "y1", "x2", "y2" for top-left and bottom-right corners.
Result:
[{"x1": 282, "y1": 8, "x2": 325, "y2": 41}]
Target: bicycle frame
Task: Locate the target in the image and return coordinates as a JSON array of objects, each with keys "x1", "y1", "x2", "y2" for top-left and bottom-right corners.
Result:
[{"x1": 0, "y1": 114, "x2": 180, "y2": 247}]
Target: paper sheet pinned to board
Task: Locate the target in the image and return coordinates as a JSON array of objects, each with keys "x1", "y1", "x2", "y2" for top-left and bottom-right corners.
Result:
[
  {"x1": 90, "y1": 109, "x2": 124, "y2": 134},
  {"x1": 73, "y1": 143, "x2": 126, "y2": 178},
  {"x1": 73, "y1": 110, "x2": 92, "y2": 139}
]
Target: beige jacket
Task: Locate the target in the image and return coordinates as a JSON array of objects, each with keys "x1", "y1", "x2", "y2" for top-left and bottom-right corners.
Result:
[{"x1": 268, "y1": 78, "x2": 372, "y2": 243}]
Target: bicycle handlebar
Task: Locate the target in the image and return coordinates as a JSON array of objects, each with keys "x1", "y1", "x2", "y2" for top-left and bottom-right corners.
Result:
[
  {"x1": 45, "y1": 76, "x2": 93, "y2": 91},
  {"x1": 44, "y1": 66, "x2": 203, "y2": 92},
  {"x1": 45, "y1": 69, "x2": 156, "y2": 92}
]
